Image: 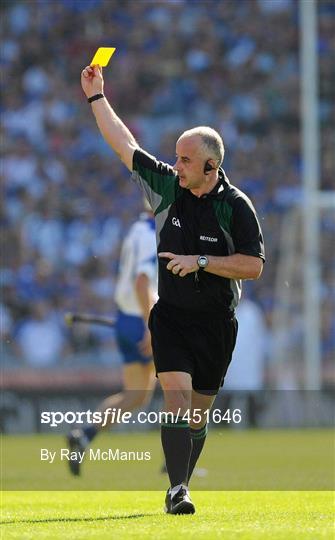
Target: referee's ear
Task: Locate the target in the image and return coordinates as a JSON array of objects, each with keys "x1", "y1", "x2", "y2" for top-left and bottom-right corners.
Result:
[{"x1": 203, "y1": 159, "x2": 219, "y2": 175}]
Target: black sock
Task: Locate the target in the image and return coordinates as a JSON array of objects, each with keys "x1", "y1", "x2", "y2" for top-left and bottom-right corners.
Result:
[
  {"x1": 83, "y1": 425, "x2": 97, "y2": 443},
  {"x1": 187, "y1": 424, "x2": 208, "y2": 483},
  {"x1": 161, "y1": 417, "x2": 191, "y2": 488}
]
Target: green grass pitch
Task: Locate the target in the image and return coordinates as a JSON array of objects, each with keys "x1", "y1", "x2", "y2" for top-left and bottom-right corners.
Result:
[
  {"x1": 1, "y1": 430, "x2": 334, "y2": 538},
  {"x1": 2, "y1": 490, "x2": 333, "y2": 539}
]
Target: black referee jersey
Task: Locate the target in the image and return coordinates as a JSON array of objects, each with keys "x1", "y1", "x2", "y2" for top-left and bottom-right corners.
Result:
[{"x1": 132, "y1": 148, "x2": 265, "y2": 316}]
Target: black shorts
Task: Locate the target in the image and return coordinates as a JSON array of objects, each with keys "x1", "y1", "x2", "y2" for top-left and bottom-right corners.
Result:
[{"x1": 148, "y1": 300, "x2": 238, "y2": 395}]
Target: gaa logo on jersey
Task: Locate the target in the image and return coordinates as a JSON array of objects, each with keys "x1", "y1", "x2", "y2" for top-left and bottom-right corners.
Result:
[{"x1": 172, "y1": 217, "x2": 181, "y2": 228}]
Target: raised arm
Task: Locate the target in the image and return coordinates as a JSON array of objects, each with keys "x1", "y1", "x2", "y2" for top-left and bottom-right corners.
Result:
[{"x1": 81, "y1": 65, "x2": 138, "y2": 171}]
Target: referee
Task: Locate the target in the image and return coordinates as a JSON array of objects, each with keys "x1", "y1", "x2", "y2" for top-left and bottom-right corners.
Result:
[{"x1": 81, "y1": 65, "x2": 265, "y2": 514}]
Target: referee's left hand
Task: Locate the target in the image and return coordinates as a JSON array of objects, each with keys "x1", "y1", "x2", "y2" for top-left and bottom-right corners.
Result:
[{"x1": 159, "y1": 252, "x2": 199, "y2": 277}]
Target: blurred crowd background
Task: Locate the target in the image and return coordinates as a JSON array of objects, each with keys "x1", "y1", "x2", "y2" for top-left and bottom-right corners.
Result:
[{"x1": 1, "y1": 0, "x2": 334, "y2": 388}]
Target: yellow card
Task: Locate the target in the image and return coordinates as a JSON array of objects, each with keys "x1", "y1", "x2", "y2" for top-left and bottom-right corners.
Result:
[{"x1": 90, "y1": 47, "x2": 116, "y2": 67}]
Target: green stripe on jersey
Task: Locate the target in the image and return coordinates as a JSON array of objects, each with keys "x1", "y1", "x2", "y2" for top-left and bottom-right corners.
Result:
[
  {"x1": 213, "y1": 199, "x2": 233, "y2": 235},
  {"x1": 133, "y1": 166, "x2": 182, "y2": 216},
  {"x1": 155, "y1": 181, "x2": 182, "y2": 215}
]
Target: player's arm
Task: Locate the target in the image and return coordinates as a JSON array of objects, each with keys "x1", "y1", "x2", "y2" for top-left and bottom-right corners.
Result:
[
  {"x1": 158, "y1": 252, "x2": 262, "y2": 279},
  {"x1": 204, "y1": 254, "x2": 263, "y2": 279},
  {"x1": 81, "y1": 65, "x2": 138, "y2": 171},
  {"x1": 135, "y1": 273, "x2": 153, "y2": 324},
  {"x1": 135, "y1": 273, "x2": 154, "y2": 356}
]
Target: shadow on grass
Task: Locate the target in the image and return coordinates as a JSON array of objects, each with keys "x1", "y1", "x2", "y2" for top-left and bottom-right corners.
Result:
[{"x1": 1, "y1": 513, "x2": 158, "y2": 525}]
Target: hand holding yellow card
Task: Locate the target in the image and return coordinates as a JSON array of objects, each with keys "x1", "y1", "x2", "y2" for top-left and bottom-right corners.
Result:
[{"x1": 90, "y1": 47, "x2": 116, "y2": 67}]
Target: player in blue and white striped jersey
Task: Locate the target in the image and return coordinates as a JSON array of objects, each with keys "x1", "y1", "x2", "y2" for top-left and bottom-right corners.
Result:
[{"x1": 67, "y1": 205, "x2": 158, "y2": 475}]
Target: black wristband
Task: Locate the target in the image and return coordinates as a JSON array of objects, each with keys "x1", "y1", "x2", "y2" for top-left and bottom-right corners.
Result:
[{"x1": 87, "y1": 93, "x2": 104, "y2": 103}]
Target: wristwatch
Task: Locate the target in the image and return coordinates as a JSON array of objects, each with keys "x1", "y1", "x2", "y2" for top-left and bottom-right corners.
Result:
[{"x1": 197, "y1": 255, "x2": 209, "y2": 270}]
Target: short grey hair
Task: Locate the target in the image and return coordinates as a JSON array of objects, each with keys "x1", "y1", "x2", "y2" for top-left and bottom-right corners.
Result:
[{"x1": 180, "y1": 126, "x2": 225, "y2": 165}]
